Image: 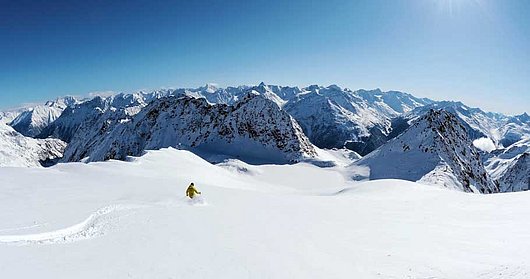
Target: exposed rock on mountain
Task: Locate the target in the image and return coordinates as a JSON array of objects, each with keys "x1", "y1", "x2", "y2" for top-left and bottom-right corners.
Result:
[
  {"x1": 354, "y1": 109, "x2": 498, "y2": 193},
  {"x1": 62, "y1": 93, "x2": 317, "y2": 164},
  {"x1": 402, "y1": 101, "x2": 530, "y2": 148},
  {"x1": 1, "y1": 83, "x2": 528, "y2": 193},
  {"x1": 37, "y1": 93, "x2": 160, "y2": 142},
  {"x1": 0, "y1": 122, "x2": 66, "y2": 167},
  {"x1": 9, "y1": 96, "x2": 77, "y2": 137},
  {"x1": 484, "y1": 137, "x2": 530, "y2": 192},
  {"x1": 282, "y1": 86, "x2": 433, "y2": 155},
  {"x1": 498, "y1": 152, "x2": 530, "y2": 192}
]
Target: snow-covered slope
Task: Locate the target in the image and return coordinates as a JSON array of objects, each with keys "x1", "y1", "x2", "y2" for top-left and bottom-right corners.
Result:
[
  {"x1": 355, "y1": 88, "x2": 434, "y2": 115},
  {"x1": 2, "y1": 83, "x2": 443, "y2": 157},
  {"x1": 0, "y1": 107, "x2": 28, "y2": 124},
  {"x1": 62, "y1": 93, "x2": 317, "y2": 164},
  {"x1": 150, "y1": 84, "x2": 527, "y2": 157},
  {"x1": 402, "y1": 101, "x2": 530, "y2": 148},
  {"x1": 9, "y1": 96, "x2": 78, "y2": 137},
  {"x1": 3, "y1": 83, "x2": 528, "y2": 193},
  {"x1": 132, "y1": 83, "x2": 432, "y2": 155},
  {"x1": 355, "y1": 109, "x2": 498, "y2": 193},
  {"x1": 485, "y1": 137, "x2": 530, "y2": 192},
  {"x1": 1, "y1": 148, "x2": 529, "y2": 278},
  {"x1": 284, "y1": 86, "x2": 387, "y2": 152},
  {"x1": 37, "y1": 93, "x2": 157, "y2": 142},
  {"x1": 171, "y1": 84, "x2": 252, "y2": 104},
  {"x1": 499, "y1": 113, "x2": 530, "y2": 147},
  {"x1": 498, "y1": 153, "x2": 530, "y2": 192},
  {"x1": 38, "y1": 96, "x2": 113, "y2": 142},
  {"x1": 283, "y1": 86, "x2": 433, "y2": 155},
  {"x1": 0, "y1": 122, "x2": 66, "y2": 167}
]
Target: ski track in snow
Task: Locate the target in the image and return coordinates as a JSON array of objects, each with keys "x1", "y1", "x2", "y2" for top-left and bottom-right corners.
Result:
[
  {"x1": 0, "y1": 197, "x2": 209, "y2": 246},
  {"x1": 0, "y1": 204, "x2": 145, "y2": 245}
]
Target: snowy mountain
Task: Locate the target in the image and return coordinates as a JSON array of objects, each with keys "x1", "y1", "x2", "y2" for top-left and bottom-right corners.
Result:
[
  {"x1": 355, "y1": 89, "x2": 434, "y2": 116},
  {"x1": 354, "y1": 109, "x2": 498, "y2": 193},
  {"x1": 172, "y1": 84, "x2": 252, "y2": 104},
  {"x1": 9, "y1": 84, "x2": 437, "y2": 157},
  {"x1": 181, "y1": 84, "x2": 527, "y2": 157},
  {"x1": 0, "y1": 107, "x2": 27, "y2": 124},
  {"x1": 9, "y1": 96, "x2": 78, "y2": 137},
  {"x1": 144, "y1": 83, "x2": 433, "y2": 155},
  {"x1": 400, "y1": 101, "x2": 530, "y2": 148},
  {"x1": 498, "y1": 153, "x2": 530, "y2": 192},
  {"x1": 38, "y1": 96, "x2": 113, "y2": 142},
  {"x1": 2, "y1": 83, "x2": 528, "y2": 193},
  {"x1": 0, "y1": 122, "x2": 66, "y2": 167},
  {"x1": 280, "y1": 85, "x2": 433, "y2": 155},
  {"x1": 8, "y1": 84, "x2": 528, "y2": 155},
  {"x1": 62, "y1": 93, "x2": 317, "y2": 164},
  {"x1": 37, "y1": 93, "x2": 164, "y2": 142},
  {"x1": 484, "y1": 137, "x2": 530, "y2": 192}
]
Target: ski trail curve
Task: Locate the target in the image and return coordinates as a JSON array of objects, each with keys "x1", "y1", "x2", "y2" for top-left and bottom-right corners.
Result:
[{"x1": 0, "y1": 204, "x2": 146, "y2": 245}]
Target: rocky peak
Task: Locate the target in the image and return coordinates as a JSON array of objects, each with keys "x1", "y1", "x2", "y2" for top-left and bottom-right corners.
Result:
[
  {"x1": 62, "y1": 93, "x2": 317, "y2": 164},
  {"x1": 356, "y1": 109, "x2": 498, "y2": 193}
]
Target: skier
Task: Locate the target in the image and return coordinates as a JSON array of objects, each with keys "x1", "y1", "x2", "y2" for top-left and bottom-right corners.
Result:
[{"x1": 186, "y1": 182, "x2": 201, "y2": 199}]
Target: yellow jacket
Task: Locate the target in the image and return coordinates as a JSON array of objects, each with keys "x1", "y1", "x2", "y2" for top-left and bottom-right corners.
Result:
[{"x1": 186, "y1": 184, "x2": 201, "y2": 198}]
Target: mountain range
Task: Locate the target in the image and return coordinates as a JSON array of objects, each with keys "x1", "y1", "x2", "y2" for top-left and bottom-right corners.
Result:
[{"x1": 1, "y1": 83, "x2": 528, "y2": 193}]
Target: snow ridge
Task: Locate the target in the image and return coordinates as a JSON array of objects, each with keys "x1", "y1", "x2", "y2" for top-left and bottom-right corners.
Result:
[
  {"x1": 356, "y1": 109, "x2": 498, "y2": 193},
  {"x1": 62, "y1": 93, "x2": 317, "y2": 164}
]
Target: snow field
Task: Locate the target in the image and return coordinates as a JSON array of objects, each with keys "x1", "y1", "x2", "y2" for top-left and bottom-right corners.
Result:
[{"x1": 0, "y1": 148, "x2": 529, "y2": 278}]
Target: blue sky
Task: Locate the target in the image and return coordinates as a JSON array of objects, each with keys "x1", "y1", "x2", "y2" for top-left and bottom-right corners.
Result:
[{"x1": 1, "y1": 0, "x2": 529, "y2": 114}]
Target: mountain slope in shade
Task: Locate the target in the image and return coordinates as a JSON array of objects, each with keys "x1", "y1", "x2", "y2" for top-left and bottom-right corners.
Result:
[
  {"x1": 38, "y1": 96, "x2": 112, "y2": 142},
  {"x1": 498, "y1": 153, "x2": 530, "y2": 192},
  {"x1": 0, "y1": 122, "x2": 66, "y2": 167},
  {"x1": 62, "y1": 93, "x2": 317, "y2": 164},
  {"x1": 354, "y1": 109, "x2": 498, "y2": 193},
  {"x1": 9, "y1": 97, "x2": 78, "y2": 137},
  {"x1": 37, "y1": 93, "x2": 165, "y2": 142},
  {"x1": 0, "y1": 107, "x2": 28, "y2": 124}
]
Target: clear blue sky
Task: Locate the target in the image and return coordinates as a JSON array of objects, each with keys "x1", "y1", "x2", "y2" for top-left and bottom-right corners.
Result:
[{"x1": 1, "y1": 0, "x2": 529, "y2": 114}]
